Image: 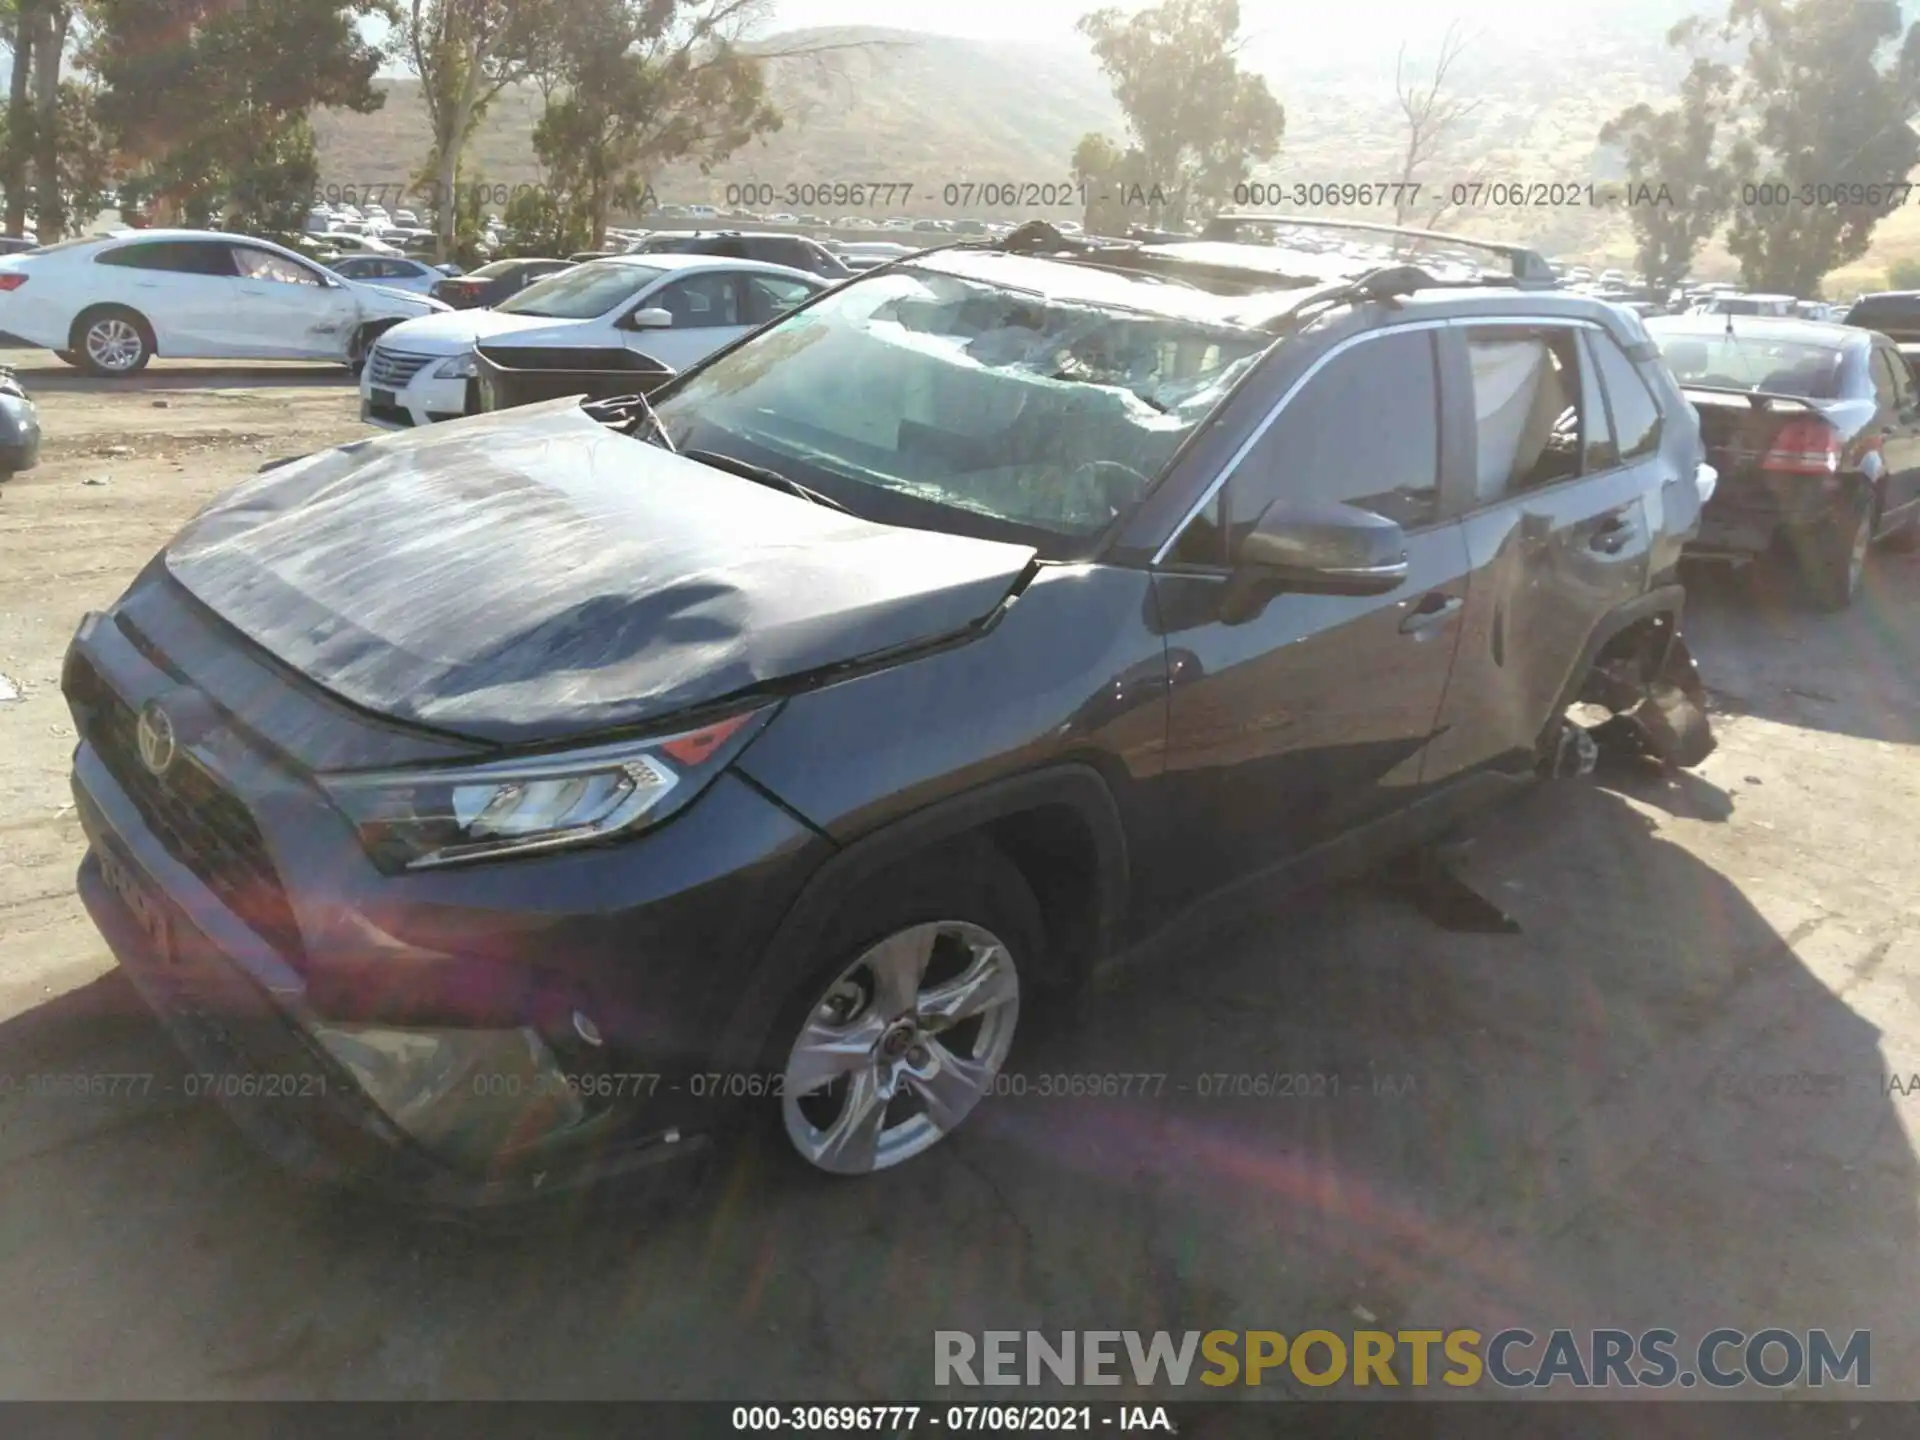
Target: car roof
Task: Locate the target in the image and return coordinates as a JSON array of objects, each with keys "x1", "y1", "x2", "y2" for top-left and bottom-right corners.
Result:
[
  {"x1": 1646, "y1": 313, "x2": 1868, "y2": 346},
  {"x1": 582, "y1": 251, "x2": 823, "y2": 279}
]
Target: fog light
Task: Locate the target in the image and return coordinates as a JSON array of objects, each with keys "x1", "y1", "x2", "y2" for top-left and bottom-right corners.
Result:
[{"x1": 310, "y1": 1022, "x2": 586, "y2": 1167}]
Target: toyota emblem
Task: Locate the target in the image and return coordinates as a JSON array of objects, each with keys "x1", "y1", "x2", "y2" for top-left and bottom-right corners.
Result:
[{"x1": 135, "y1": 700, "x2": 177, "y2": 776}]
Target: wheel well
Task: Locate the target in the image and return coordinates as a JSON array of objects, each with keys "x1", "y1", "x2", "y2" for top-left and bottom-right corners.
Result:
[
  {"x1": 1577, "y1": 610, "x2": 1681, "y2": 712},
  {"x1": 982, "y1": 804, "x2": 1108, "y2": 990},
  {"x1": 70, "y1": 304, "x2": 155, "y2": 353}
]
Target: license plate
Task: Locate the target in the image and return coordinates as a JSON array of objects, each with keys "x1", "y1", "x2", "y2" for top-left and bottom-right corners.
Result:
[
  {"x1": 98, "y1": 849, "x2": 171, "y2": 963},
  {"x1": 371, "y1": 388, "x2": 396, "y2": 410}
]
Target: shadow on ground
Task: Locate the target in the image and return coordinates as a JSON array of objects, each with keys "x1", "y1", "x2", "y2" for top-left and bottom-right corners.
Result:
[{"x1": 0, "y1": 780, "x2": 1908, "y2": 1407}]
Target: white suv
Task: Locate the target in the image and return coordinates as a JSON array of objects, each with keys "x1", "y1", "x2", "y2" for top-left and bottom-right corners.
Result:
[{"x1": 0, "y1": 229, "x2": 447, "y2": 375}]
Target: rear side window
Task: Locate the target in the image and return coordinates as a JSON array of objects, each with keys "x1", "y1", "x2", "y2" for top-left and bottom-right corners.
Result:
[
  {"x1": 1228, "y1": 328, "x2": 1441, "y2": 536},
  {"x1": 1589, "y1": 334, "x2": 1663, "y2": 461},
  {"x1": 95, "y1": 241, "x2": 236, "y2": 276},
  {"x1": 1868, "y1": 347, "x2": 1914, "y2": 411},
  {"x1": 1461, "y1": 326, "x2": 1586, "y2": 500}
]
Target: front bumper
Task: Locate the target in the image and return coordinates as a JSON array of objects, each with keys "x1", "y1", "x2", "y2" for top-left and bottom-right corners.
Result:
[
  {"x1": 359, "y1": 367, "x2": 474, "y2": 429},
  {"x1": 62, "y1": 599, "x2": 828, "y2": 1207}
]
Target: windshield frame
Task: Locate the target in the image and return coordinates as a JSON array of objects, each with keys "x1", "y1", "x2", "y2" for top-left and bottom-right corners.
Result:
[
  {"x1": 637, "y1": 259, "x2": 1280, "y2": 560},
  {"x1": 495, "y1": 259, "x2": 667, "y2": 320}
]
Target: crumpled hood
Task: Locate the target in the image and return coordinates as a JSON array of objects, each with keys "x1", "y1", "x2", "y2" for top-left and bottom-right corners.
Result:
[{"x1": 162, "y1": 402, "x2": 1037, "y2": 746}]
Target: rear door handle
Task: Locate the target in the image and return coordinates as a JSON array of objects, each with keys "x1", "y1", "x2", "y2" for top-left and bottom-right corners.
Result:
[
  {"x1": 1399, "y1": 592, "x2": 1463, "y2": 634},
  {"x1": 1590, "y1": 514, "x2": 1634, "y2": 554}
]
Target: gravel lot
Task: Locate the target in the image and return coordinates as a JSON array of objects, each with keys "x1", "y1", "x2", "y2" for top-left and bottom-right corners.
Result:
[{"x1": 0, "y1": 358, "x2": 1916, "y2": 1403}]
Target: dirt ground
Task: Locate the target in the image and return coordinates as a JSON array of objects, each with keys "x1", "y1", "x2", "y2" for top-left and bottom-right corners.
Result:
[{"x1": 0, "y1": 357, "x2": 1917, "y2": 1404}]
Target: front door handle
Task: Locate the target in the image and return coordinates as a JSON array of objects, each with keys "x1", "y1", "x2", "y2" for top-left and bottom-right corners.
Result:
[{"x1": 1399, "y1": 592, "x2": 1463, "y2": 634}]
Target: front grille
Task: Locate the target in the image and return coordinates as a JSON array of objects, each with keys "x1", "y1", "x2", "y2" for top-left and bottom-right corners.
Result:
[
  {"x1": 70, "y1": 656, "x2": 305, "y2": 963},
  {"x1": 365, "y1": 346, "x2": 435, "y2": 389}
]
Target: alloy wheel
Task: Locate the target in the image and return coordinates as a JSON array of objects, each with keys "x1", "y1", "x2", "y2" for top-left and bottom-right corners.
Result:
[
  {"x1": 85, "y1": 318, "x2": 144, "y2": 373},
  {"x1": 781, "y1": 919, "x2": 1020, "y2": 1174}
]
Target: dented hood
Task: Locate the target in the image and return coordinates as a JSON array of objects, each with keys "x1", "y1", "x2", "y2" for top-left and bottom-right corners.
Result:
[{"x1": 163, "y1": 402, "x2": 1037, "y2": 745}]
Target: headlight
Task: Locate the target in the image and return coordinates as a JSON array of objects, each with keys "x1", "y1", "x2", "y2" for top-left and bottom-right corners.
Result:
[
  {"x1": 432, "y1": 351, "x2": 479, "y2": 380},
  {"x1": 320, "y1": 708, "x2": 773, "y2": 871}
]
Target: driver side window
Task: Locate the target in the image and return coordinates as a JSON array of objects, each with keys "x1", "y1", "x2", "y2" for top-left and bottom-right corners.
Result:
[
  {"x1": 649, "y1": 273, "x2": 741, "y2": 328},
  {"x1": 232, "y1": 247, "x2": 323, "y2": 286},
  {"x1": 1223, "y1": 328, "x2": 1442, "y2": 548}
]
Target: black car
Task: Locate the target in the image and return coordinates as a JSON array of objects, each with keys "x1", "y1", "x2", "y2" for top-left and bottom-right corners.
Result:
[
  {"x1": 1646, "y1": 314, "x2": 1920, "y2": 608},
  {"x1": 64, "y1": 222, "x2": 1713, "y2": 1207},
  {"x1": 1841, "y1": 291, "x2": 1920, "y2": 375},
  {"x1": 626, "y1": 229, "x2": 851, "y2": 280},
  {"x1": 430, "y1": 258, "x2": 574, "y2": 310}
]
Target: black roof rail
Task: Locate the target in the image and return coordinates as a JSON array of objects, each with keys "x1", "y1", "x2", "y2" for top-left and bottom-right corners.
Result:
[{"x1": 1199, "y1": 213, "x2": 1559, "y2": 288}]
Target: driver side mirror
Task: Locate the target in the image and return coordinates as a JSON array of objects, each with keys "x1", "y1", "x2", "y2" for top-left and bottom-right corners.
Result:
[
  {"x1": 1219, "y1": 496, "x2": 1410, "y2": 623},
  {"x1": 622, "y1": 307, "x2": 673, "y2": 331}
]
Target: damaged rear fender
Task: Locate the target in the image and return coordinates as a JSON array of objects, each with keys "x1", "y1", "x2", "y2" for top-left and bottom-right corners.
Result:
[{"x1": 1543, "y1": 591, "x2": 1717, "y2": 772}]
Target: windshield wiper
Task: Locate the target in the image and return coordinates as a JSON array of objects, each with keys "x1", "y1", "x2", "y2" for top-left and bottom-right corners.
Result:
[{"x1": 684, "y1": 448, "x2": 849, "y2": 513}]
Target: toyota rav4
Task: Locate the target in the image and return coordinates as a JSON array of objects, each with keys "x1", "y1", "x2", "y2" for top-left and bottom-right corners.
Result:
[{"x1": 64, "y1": 220, "x2": 1715, "y2": 1206}]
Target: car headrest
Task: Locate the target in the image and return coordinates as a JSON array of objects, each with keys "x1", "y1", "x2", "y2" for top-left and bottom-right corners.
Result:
[{"x1": 1662, "y1": 340, "x2": 1709, "y2": 375}]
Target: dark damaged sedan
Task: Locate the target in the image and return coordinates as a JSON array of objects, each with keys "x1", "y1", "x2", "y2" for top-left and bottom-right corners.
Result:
[{"x1": 65, "y1": 227, "x2": 1716, "y2": 1205}]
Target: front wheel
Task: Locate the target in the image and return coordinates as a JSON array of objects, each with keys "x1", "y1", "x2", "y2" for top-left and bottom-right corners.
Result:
[{"x1": 771, "y1": 844, "x2": 1041, "y2": 1176}]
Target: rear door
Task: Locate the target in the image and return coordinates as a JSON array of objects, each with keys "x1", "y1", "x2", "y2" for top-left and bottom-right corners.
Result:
[
  {"x1": 1418, "y1": 321, "x2": 1658, "y2": 781},
  {"x1": 90, "y1": 240, "x2": 239, "y2": 355},
  {"x1": 1149, "y1": 325, "x2": 1475, "y2": 911},
  {"x1": 1869, "y1": 343, "x2": 1920, "y2": 527}
]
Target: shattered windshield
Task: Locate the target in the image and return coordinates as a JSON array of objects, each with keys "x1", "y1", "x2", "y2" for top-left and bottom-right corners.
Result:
[{"x1": 649, "y1": 266, "x2": 1270, "y2": 549}]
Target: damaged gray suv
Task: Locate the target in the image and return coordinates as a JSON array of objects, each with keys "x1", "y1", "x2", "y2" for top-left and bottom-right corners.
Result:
[{"x1": 63, "y1": 218, "x2": 1715, "y2": 1206}]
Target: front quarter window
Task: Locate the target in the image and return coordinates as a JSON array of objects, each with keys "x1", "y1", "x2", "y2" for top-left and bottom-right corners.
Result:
[{"x1": 650, "y1": 265, "x2": 1270, "y2": 551}]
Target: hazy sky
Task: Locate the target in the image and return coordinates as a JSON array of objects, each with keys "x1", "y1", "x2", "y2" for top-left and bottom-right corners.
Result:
[{"x1": 371, "y1": 0, "x2": 1602, "y2": 75}]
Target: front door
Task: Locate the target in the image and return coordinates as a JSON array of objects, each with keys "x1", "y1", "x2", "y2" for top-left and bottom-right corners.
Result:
[
  {"x1": 227, "y1": 246, "x2": 357, "y2": 360},
  {"x1": 627, "y1": 272, "x2": 749, "y2": 370},
  {"x1": 1149, "y1": 326, "x2": 1474, "y2": 914}
]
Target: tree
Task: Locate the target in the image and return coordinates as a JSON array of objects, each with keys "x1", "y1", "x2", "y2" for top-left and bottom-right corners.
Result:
[
  {"x1": 28, "y1": 0, "x2": 70, "y2": 239},
  {"x1": 405, "y1": 0, "x2": 560, "y2": 260},
  {"x1": 3, "y1": 0, "x2": 32, "y2": 236},
  {"x1": 1889, "y1": 256, "x2": 1920, "y2": 289},
  {"x1": 1074, "y1": 0, "x2": 1283, "y2": 229},
  {"x1": 87, "y1": 0, "x2": 391, "y2": 231},
  {"x1": 1693, "y1": 0, "x2": 1920, "y2": 295},
  {"x1": 1392, "y1": 21, "x2": 1482, "y2": 228},
  {"x1": 1071, "y1": 131, "x2": 1145, "y2": 237},
  {"x1": 1598, "y1": 58, "x2": 1736, "y2": 296}
]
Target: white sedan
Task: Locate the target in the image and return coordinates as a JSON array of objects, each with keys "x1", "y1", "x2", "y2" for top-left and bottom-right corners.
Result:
[
  {"x1": 360, "y1": 252, "x2": 827, "y2": 429},
  {"x1": 0, "y1": 229, "x2": 446, "y2": 375},
  {"x1": 328, "y1": 254, "x2": 452, "y2": 296}
]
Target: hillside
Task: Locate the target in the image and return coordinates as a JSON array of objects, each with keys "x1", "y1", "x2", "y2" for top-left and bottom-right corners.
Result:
[{"x1": 311, "y1": 13, "x2": 1920, "y2": 293}]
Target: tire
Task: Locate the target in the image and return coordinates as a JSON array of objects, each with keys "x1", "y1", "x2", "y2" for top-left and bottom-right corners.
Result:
[
  {"x1": 764, "y1": 839, "x2": 1043, "y2": 1176},
  {"x1": 70, "y1": 306, "x2": 153, "y2": 377},
  {"x1": 1803, "y1": 491, "x2": 1873, "y2": 612},
  {"x1": 1884, "y1": 508, "x2": 1920, "y2": 553},
  {"x1": 345, "y1": 323, "x2": 381, "y2": 377},
  {"x1": 52, "y1": 349, "x2": 78, "y2": 367}
]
